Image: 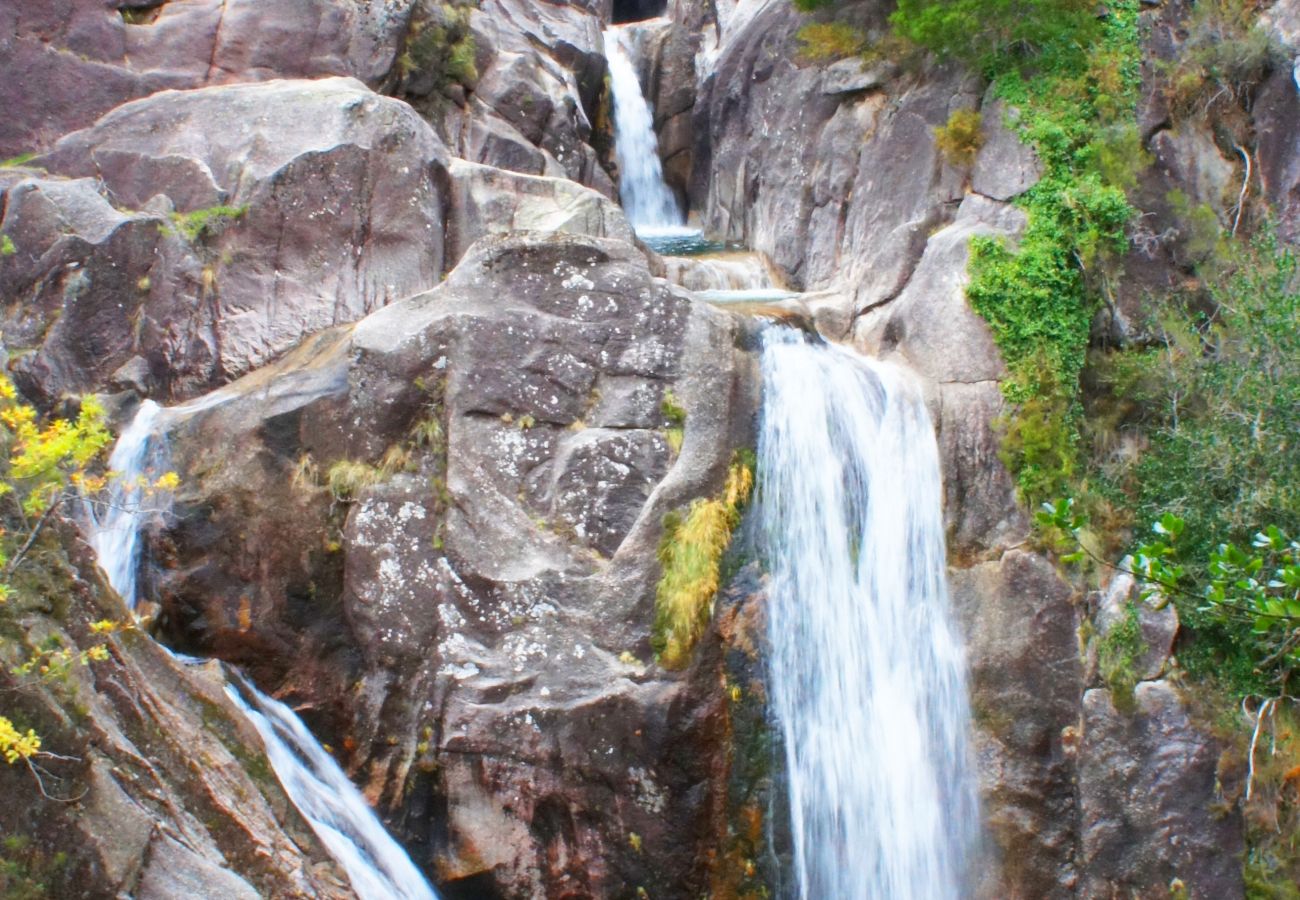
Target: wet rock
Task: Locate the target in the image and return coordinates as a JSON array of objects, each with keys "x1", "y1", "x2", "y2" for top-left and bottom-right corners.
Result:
[
  {"x1": 950, "y1": 550, "x2": 1082, "y2": 898},
  {"x1": 854, "y1": 193, "x2": 1028, "y2": 558},
  {"x1": 1079, "y1": 682, "x2": 1244, "y2": 898},
  {"x1": 0, "y1": 0, "x2": 414, "y2": 157},
  {"x1": 6, "y1": 78, "x2": 450, "y2": 401},
  {"x1": 151, "y1": 233, "x2": 756, "y2": 896}
]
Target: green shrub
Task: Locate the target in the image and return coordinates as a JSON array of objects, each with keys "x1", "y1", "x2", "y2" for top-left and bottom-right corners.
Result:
[
  {"x1": 1161, "y1": 0, "x2": 1278, "y2": 115},
  {"x1": 934, "y1": 109, "x2": 983, "y2": 166},
  {"x1": 890, "y1": 0, "x2": 1100, "y2": 70},
  {"x1": 795, "y1": 22, "x2": 865, "y2": 62}
]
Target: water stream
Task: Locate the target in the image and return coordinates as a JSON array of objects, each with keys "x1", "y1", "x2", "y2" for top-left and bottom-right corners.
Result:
[
  {"x1": 604, "y1": 25, "x2": 683, "y2": 233},
  {"x1": 756, "y1": 328, "x2": 980, "y2": 899},
  {"x1": 86, "y1": 399, "x2": 438, "y2": 900}
]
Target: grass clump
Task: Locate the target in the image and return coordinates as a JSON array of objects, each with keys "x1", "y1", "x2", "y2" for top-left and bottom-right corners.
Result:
[
  {"x1": 796, "y1": 22, "x2": 866, "y2": 62},
  {"x1": 165, "y1": 205, "x2": 248, "y2": 242},
  {"x1": 1, "y1": 235, "x2": 14, "y2": 257},
  {"x1": 653, "y1": 457, "x2": 754, "y2": 669},
  {"x1": 934, "y1": 108, "x2": 984, "y2": 167}
]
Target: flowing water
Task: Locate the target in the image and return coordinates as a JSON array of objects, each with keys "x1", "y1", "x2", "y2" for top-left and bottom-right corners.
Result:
[
  {"x1": 86, "y1": 399, "x2": 438, "y2": 900},
  {"x1": 604, "y1": 26, "x2": 683, "y2": 231},
  {"x1": 756, "y1": 328, "x2": 980, "y2": 899}
]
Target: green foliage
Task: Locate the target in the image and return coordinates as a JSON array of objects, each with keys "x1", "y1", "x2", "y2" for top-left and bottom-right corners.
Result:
[
  {"x1": 1, "y1": 235, "x2": 15, "y2": 257},
  {"x1": 890, "y1": 0, "x2": 1100, "y2": 70},
  {"x1": 957, "y1": 0, "x2": 1141, "y2": 506},
  {"x1": 795, "y1": 22, "x2": 865, "y2": 62},
  {"x1": 662, "y1": 390, "x2": 686, "y2": 455},
  {"x1": 398, "y1": 3, "x2": 478, "y2": 94},
  {"x1": 0, "y1": 154, "x2": 35, "y2": 169},
  {"x1": 791, "y1": 0, "x2": 837, "y2": 11},
  {"x1": 1160, "y1": 0, "x2": 1278, "y2": 116},
  {"x1": 165, "y1": 205, "x2": 248, "y2": 242},
  {"x1": 653, "y1": 458, "x2": 754, "y2": 669},
  {"x1": 1096, "y1": 600, "x2": 1145, "y2": 710},
  {"x1": 934, "y1": 109, "x2": 984, "y2": 167}
]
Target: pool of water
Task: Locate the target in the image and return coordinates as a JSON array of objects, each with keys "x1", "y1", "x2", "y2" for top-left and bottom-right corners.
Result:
[{"x1": 636, "y1": 226, "x2": 731, "y2": 257}]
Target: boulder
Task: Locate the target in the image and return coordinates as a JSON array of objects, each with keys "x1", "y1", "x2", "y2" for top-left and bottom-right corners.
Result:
[
  {"x1": 446, "y1": 159, "x2": 634, "y2": 266},
  {"x1": 148, "y1": 233, "x2": 756, "y2": 896},
  {"x1": 1090, "y1": 569, "x2": 1179, "y2": 683},
  {"x1": 1079, "y1": 682, "x2": 1244, "y2": 898},
  {"x1": 3, "y1": 78, "x2": 450, "y2": 402},
  {"x1": 0, "y1": 0, "x2": 414, "y2": 157},
  {"x1": 441, "y1": 0, "x2": 617, "y2": 197}
]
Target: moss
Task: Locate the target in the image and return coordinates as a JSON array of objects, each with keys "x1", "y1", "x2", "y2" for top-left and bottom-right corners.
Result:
[
  {"x1": 1096, "y1": 601, "x2": 1145, "y2": 712},
  {"x1": 653, "y1": 458, "x2": 754, "y2": 669},
  {"x1": 0, "y1": 154, "x2": 35, "y2": 169},
  {"x1": 1, "y1": 236, "x2": 15, "y2": 257},
  {"x1": 165, "y1": 205, "x2": 248, "y2": 242}
]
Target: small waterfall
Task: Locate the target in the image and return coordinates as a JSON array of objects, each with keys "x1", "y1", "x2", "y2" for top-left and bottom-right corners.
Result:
[
  {"x1": 88, "y1": 399, "x2": 167, "y2": 608},
  {"x1": 756, "y1": 328, "x2": 979, "y2": 899},
  {"x1": 86, "y1": 400, "x2": 438, "y2": 900},
  {"x1": 225, "y1": 676, "x2": 436, "y2": 900},
  {"x1": 604, "y1": 26, "x2": 683, "y2": 232}
]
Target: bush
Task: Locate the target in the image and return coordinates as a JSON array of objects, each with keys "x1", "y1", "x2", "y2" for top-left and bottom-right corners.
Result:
[
  {"x1": 1161, "y1": 0, "x2": 1279, "y2": 115},
  {"x1": 934, "y1": 109, "x2": 983, "y2": 166},
  {"x1": 795, "y1": 22, "x2": 865, "y2": 62},
  {"x1": 890, "y1": 0, "x2": 1100, "y2": 70}
]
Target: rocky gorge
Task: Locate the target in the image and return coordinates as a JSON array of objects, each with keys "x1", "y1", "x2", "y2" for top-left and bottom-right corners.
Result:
[{"x1": 1, "y1": 0, "x2": 1298, "y2": 896}]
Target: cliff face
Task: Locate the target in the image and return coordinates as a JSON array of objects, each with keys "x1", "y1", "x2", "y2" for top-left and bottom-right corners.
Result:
[{"x1": 2, "y1": 0, "x2": 1298, "y2": 895}]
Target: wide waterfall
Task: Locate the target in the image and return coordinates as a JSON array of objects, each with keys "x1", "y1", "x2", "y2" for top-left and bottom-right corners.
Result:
[
  {"x1": 756, "y1": 328, "x2": 980, "y2": 899},
  {"x1": 86, "y1": 401, "x2": 438, "y2": 900},
  {"x1": 604, "y1": 26, "x2": 683, "y2": 231}
]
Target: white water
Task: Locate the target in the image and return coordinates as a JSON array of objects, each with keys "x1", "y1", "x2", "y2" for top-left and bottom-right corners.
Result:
[
  {"x1": 225, "y1": 677, "x2": 436, "y2": 900},
  {"x1": 756, "y1": 328, "x2": 979, "y2": 899},
  {"x1": 86, "y1": 400, "x2": 438, "y2": 900},
  {"x1": 604, "y1": 26, "x2": 683, "y2": 230}
]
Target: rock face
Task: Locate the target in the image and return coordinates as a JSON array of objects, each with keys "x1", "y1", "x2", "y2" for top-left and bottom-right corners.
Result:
[
  {"x1": 693, "y1": 0, "x2": 979, "y2": 310},
  {"x1": 2, "y1": 77, "x2": 450, "y2": 403},
  {"x1": 1079, "y1": 683, "x2": 1243, "y2": 898},
  {"x1": 443, "y1": 0, "x2": 616, "y2": 196},
  {"x1": 0, "y1": 0, "x2": 415, "y2": 158},
  {"x1": 951, "y1": 551, "x2": 1083, "y2": 898},
  {"x1": 0, "y1": 529, "x2": 351, "y2": 900},
  {"x1": 150, "y1": 233, "x2": 755, "y2": 896}
]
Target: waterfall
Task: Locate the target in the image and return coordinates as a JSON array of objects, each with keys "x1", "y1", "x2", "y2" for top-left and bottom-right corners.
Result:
[
  {"x1": 756, "y1": 328, "x2": 980, "y2": 899},
  {"x1": 604, "y1": 26, "x2": 684, "y2": 232},
  {"x1": 86, "y1": 401, "x2": 438, "y2": 900}
]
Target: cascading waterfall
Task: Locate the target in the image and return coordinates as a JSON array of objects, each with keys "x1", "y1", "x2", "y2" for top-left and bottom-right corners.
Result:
[
  {"x1": 756, "y1": 328, "x2": 980, "y2": 899},
  {"x1": 86, "y1": 400, "x2": 438, "y2": 900},
  {"x1": 604, "y1": 26, "x2": 684, "y2": 232}
]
